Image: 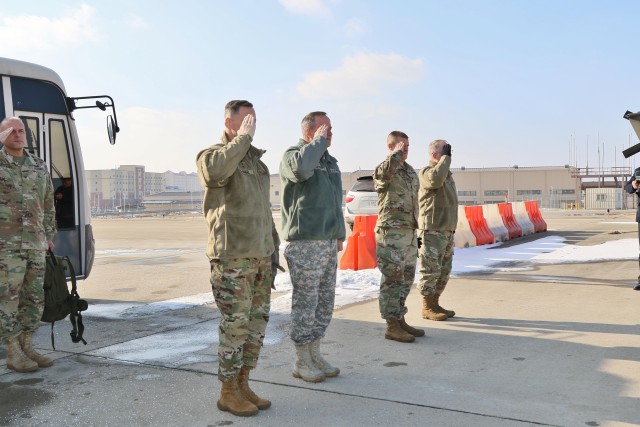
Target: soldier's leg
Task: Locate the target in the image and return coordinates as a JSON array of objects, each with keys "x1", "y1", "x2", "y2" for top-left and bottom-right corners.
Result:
[
  {"x1": 313, "y1": 240, "x2": 338, "y2": 341},
  {"x1": 210, "y1": 258, "x2": 257, "y2": 382},
  {"x1": 399, "y1": 233, "x2": 418, "y2": 311},
  {"x1": 417, "y1": 231, "x2": 446, "y2": 296},
  {"x1": 284, "y1": 241, "x2": 323, "y2": 345},
  {"x1": 242, "y1": 256, "x2": 272, "y2": 368},
  {"x1": 0, "y1": 251, "x2": 28, "y2": 343},
  {"x1": 376, "y1": 229, "x2": 405, "y2": 319},
  {"x1": 435, "y1": 232, "x2": 455, "y2": 295},
  {"x1": 16, "y1": 250, "x2": 46, "y2": 333}
]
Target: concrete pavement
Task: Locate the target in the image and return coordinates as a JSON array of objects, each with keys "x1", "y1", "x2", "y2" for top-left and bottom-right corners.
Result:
[{"x1": 1, "y1": 210, "x2": 639, "y2": 426}]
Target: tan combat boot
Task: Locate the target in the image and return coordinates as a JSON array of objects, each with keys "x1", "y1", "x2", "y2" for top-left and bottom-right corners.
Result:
[
  {"x1": 434, "y1": 294, "x2": 455, "y2": 318},
  {"x1": 18, "y1": 331, "x2": 53, "y2": 368},
  {"x1": 422, "y1": 295, "x2": 448, "y2": 321},
  {"x1": 237, "y1": 366, "x2": 271, "y2": 410},
  {"x1": 5, "y1": 338, "x2": 38, "y2": 373},
  {"x1": 309, "y1": 340, "x2": 340, "y2": 377},
  {"x1": 292, "y1": 343, "x2": 325, "y2": 383},
  {"x1": 384, "y1": 318, "x2": 415, "y2": 343},
  {"x1": 399, "y1": 317, "x2": 425, "y2": 337},
  {"x1": 217, "y1": 378, "x2": 259, "y2": 417}
]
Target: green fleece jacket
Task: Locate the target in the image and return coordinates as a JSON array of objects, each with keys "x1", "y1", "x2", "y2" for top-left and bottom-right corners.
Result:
[
  {"x1": 196, "y1": 132, "x2": 279, "y2": 260},
  {"x1": 279, "y1": 137, "x2": 346, "y2": 242},
  {"x1": 418, "y1": 155, "x2": 458, "y2": 232}
]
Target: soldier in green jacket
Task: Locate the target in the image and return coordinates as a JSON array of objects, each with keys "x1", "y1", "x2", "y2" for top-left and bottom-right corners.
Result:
[
  {"x1": 0, "y1": 117, "x2": 57, "y2": 373},
  {"x1": 280, "y1": 111, "x2": 345, "y2": 384},
  {"x1": 196, "y1": 100, "x2": 280, "y2": 417},
  {"x1": 374, "y1": 131, "x2": 424, "y2": 343},
  {"x1": 417, "y1": 139, "x2": 458, "y2": 321}
]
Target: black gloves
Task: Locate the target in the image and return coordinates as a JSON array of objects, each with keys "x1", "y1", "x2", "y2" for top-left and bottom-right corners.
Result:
[
  {"x1": 442, "y1": 143, "x2": 452, "y2": 157},
  {"x1": 417, "y1": 237, "x2": 422, "y2": 249}
]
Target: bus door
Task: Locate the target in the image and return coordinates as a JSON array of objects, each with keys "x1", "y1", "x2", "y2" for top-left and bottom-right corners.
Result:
[{"x1": 16, "y1": 111, "x2": 83, "y2": 275}]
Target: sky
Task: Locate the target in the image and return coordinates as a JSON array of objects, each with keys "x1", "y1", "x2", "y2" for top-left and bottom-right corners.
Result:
[
  {"x1": 2, "y1": 1, "x2": 640, "y2": 174},
  {"x1": 86, "y1": 232, "x2": 637, "y2": 366}
]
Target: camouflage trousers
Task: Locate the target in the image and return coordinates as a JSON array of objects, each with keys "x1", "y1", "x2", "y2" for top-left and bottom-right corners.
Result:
[
  {"x1": 0, "y1": 249, "x2": 46, "y2": 343},
  {"x1": 284, "y1": 240, "x2": 337, "y2": 345},
  {"x1": 210, "y1": 256, "x2": 273, "y2": 382},
  {"x1": 417, "y1": 230, "x2": 454, "y2": 296},
  {"x1": 375, "y1": 227, "x2": 417, "y2": 320}
]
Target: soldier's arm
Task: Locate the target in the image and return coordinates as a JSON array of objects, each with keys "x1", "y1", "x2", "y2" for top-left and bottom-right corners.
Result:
[
  {"x1": 43, "y1": 171, "x2": 57, "y2": 240},
  {"x1": 375, "y1": 151, "x2": 403, "y2": 182},
  {"x1": 195, "y1": 134, "x2": 252, "y2": 188},
  {"x1": 280, "y1": 136, "x2": 327, "y2": 183},
  {"x1": 419, "y1": 155, "x2": 451, "y2": 190}
]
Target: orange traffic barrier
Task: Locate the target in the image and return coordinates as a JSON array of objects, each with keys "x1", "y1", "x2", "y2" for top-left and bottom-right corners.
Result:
[
  {"x1": 464, "y1": 205, "x2": 494, "y2": 245},
  {"x1": 454, "y1": 205, "x2": 477, "y2": 248},
  {"x1": 512, "y1": 202, "x2": 535, "y2": 236},
  {"x1": 339, "y1": 215, "x2": 378, "y2": 270},
  {"x1": 497, "y1": 202, "x2": 522, "y2": 239},
  {"x1": 524, "y1": 200, "x2": 547, "y2": 232},
  {"x1": 482, "y1": 203, "x2": 509, "y2": 242}
]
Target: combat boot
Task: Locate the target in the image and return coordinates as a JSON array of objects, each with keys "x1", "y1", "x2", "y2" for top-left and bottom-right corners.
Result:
[
  {"x1": 385, "y1": 318, "x2": 415, "y2": 343},
  {"x1": 422, "y1": 296, "x2": 448, "y2": 321},
  {"x1": 309, "y1": 340, "x2": 340, "y2": 377},
  {"x1": 237, "y1": 366, "x2": 271, "y2": 410},
  {"x1": 399, "y1": 317, "x2": 425, "y2": 337},
  {"x1": 5, "y1": 338, "x2": 38, "y2": 373},
  {"x1": 217, "y1": 378, "x2": 259, "y2": 417},
  {"x1": 434, "y1": 294, "x2": 455, "y2": 318},
  {"x1": 18, "y1": 331, "x2": 53, "y2": 368},
  {"x1": 292, "y1": 343, "x2": 325, "y2": 383}
]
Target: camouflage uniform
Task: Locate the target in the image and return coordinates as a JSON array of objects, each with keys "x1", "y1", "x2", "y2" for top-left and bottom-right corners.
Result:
[
  {"x1": 280, "y1": 135, "x2": 345, "y2": 345},
  {"x1": 196, "y1": 132, "x2": 279, "y2": 381},
  {"x1": 374, "y1": 151, "x2": 419, "y2": 319},
  {"x1": 284, "y1": 240, "x2": 337, "y2": 344},
  {"x1": 417, "y1": 155, "x2": 458, "y2": 297},
  {"x1": 0, "y1": 147, "x2": 56, "y2": 343},
  {"x1": 210, "y1": 257, "x2": 273, "y2": 380}
]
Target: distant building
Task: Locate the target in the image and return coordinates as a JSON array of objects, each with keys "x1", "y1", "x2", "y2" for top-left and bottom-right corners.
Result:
[
  {"x1": 86, "y1": 166, "x2": 200, "y2": 213},
  {"x1": 88, "y1": 164, "x2": 633, "y2": 214}
]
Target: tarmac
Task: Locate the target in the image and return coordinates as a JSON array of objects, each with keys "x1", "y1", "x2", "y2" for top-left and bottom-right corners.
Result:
[{"x1": 1, "y1": 210, "x2": 639, "y2": 427}]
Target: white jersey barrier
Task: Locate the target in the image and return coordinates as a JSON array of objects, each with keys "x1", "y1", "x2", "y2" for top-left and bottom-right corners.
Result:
[
  {"x1": 453, "y1": 205, "x2": 477, "y2": 248},
  {"x1": 482, "y1": 203, "x2": 509, "y2": 242}
]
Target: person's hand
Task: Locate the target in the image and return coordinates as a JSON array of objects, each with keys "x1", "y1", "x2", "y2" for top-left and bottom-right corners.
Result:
[
  {"x1": 0, "y1": 127, "x2": 13, "y2": 143},
  {"x1": 55, "y1": 193, "x2": 63, "y2": 199},
  {"x1": 393, "y1": 141, "x2": 405, "y2": 154},
  {"x1": 238, "y1": 114, "x2": 256, "y2": 138},
  {"x1": 633, "y1": 180, "x2": 639, "y2": 190},
  {"x1": 442, "y1": 143, "x2": 452, "y2": 156},
  {"x1": 47, "y1": 240, "x2": 55, "y2": 251},
  {"x1": 271, "y1": 250, "x2": 285, "y2": 289},
  {"x1": 337, "y1": 240, "x2": 343, "y2": 252},
  {"x1": 314, "y1": 124, "x2": 328, "y2": 140}
]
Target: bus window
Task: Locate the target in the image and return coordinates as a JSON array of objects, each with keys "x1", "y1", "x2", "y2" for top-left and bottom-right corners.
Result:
[
  {"x1": 20, "y1": 116, "x2": 40, "y2": 157},
  {"x1": 49, "y1": 119, "x2": 75, "y2": 229}
]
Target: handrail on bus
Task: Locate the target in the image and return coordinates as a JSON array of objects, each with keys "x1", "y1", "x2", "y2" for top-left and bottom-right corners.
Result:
[{"x1": 66, "y1": 95, "x2": 120, "y2": 145}]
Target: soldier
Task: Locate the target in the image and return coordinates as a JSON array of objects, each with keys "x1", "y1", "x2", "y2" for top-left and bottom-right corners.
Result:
[
  {"x1": 374, "y1": 131, "x2": 424, "y2": 343},
  {"x1": 196, "y1": 100, "x2": 280, "y2": 417},
  {"x1": 280, "y1": 111, "x2": 345, "y2": 383},
  {"x1": 417, "y1": 139, "x2": 458, "y2": 321},
  {"x1": 624, "y1": 170, "x2": 640, "y2": 290},
  {"x1": 0, "y1": 117, "x2": 56, "y2": 372}
]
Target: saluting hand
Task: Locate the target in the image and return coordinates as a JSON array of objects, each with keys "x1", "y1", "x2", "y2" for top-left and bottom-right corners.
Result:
[
  {"x1": 314, "y1": 124, "x2": 328, "y2": 139},
  {"x1": 238, "y1": 114, "x2": 256, "y2": 138}
]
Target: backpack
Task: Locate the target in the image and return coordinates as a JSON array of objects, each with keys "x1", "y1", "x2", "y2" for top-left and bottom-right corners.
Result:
[{"x1": 42, "y1": 250, "x2": 88, "y2": 349}]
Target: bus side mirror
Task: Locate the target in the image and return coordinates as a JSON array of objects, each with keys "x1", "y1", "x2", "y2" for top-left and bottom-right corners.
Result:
[{"x1": 107, "y1": 115, "x2": 119, "y2": 145}]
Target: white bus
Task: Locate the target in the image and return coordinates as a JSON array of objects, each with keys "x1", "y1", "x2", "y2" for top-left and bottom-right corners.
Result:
[{"x1": 1, "y1": 57, "x2": 120, "y2": 279}]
